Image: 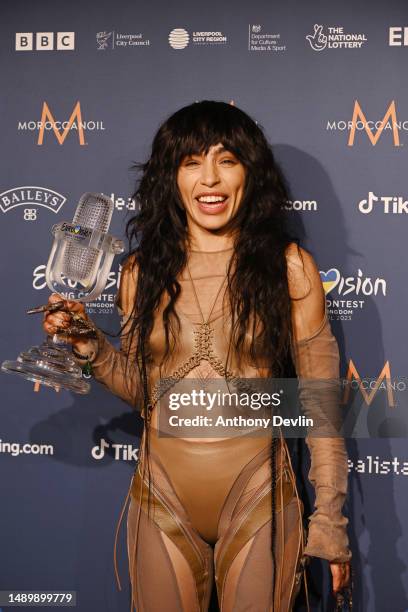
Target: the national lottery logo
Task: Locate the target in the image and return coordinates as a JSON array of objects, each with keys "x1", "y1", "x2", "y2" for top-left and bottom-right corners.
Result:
[
  {"x1": 0, "y1": 186, "x2": 66, "y2": 220},
  {"x1": 306, "y1": 24, "x2": 367, "y2": 51},
  {"x1": 168, "y1": 27, "x2": 227, "y2": 48}
]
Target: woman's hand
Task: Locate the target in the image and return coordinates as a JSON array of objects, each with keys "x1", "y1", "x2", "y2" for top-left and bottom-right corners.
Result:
[
  {"x1": 42, "y1": 293, "x2": 98, "y2": 355},
  {"x1": 329, "y1": 560, "x2": 351, "y2": 593}
]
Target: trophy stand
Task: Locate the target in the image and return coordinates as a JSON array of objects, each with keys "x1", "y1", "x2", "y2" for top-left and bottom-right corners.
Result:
[{"x1": 2, "y1": 334, "x2": 91, "y2": 394}]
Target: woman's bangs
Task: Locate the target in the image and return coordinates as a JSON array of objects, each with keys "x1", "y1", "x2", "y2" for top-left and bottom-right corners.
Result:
[{"x1": 173, "y1": 116, "x2": 241, "y2": 165}]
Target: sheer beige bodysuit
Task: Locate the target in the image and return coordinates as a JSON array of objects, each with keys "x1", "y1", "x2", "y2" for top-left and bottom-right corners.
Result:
[{"x1": 88, "y1": 248, "x2": 351, "y2": 612}]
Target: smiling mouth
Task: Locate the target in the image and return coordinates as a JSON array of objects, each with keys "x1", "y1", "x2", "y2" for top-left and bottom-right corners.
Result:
[
  {"x1": 195, "y1": 195, "x2": 229, "y2": 215},
  {"x1": 196, "y1": 195, "x2": 228, "y2": 203}
]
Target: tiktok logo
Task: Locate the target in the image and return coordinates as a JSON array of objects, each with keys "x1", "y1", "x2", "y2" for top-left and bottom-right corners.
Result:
[
  {"x1": 358, "y1": 191, "x2": 408, "y2": 214},
  {"x1": 92, "y1": 438, "x2": 109, "y2": 459},
  {"x1": 306, "y1": 24, "x2": 327, "y2": 51},
  {"x1": 91, "y1": 438, "x2": 139, "y2": 462}
]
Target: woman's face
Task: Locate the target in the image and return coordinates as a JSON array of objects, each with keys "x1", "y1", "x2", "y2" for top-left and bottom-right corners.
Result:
[{"x1": 176, "y1": 143, "x2": 246, "y2": 234}]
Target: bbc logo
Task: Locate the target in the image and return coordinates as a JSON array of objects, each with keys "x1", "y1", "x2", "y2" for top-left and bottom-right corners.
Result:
[{"x1": 15, "y1": 32, "x2": 75, "y2": 51}]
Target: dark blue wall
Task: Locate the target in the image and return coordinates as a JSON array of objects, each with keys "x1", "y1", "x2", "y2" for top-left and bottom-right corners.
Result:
[{"x1": 1, "y1": 1, "x2": 407, "y2": 610}]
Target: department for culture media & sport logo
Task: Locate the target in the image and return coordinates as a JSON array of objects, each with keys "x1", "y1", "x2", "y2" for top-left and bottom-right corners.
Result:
[
  {"x1": 248, "y1": 24, "x2": 286, "y2": 52},
  {"x1": 306, "y1": 24, "x2": 367, "y2": 51}
]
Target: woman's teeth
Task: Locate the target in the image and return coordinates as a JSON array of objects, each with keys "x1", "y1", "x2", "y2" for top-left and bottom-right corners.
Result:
[{"x1": 197, "y1": 196, "x2": 227, "y2": 203}]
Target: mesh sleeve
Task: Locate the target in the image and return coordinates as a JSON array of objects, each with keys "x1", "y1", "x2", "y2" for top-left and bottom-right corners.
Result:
[
  {"x1": 291, "y1": 298, "x2": 352, "y2": 563},
  {"x1": 91, "y1": 256, "x2": 142, "y2": 410}
]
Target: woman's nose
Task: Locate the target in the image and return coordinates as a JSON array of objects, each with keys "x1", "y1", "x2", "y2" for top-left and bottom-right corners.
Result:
[{"x1": 200, "y1": 161, "x2": 220, "y2": 186}]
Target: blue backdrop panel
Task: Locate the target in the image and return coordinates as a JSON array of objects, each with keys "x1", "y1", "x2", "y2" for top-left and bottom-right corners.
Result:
[{"x1": 1, "y1": 0, "x2": 407, "y2": 610}]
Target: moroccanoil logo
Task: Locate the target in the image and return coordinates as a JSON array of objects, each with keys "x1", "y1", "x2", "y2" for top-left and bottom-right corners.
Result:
[
  {"x1": 342, "y1": 360, "x2": 403, "y2": 407},
  {"x1": 18, "y1": 101, "x2": 106, "y2": 145},
  {"x1": 343, "y1": 359, "x2": 395, "y2": 406},
  {"x1": 326, "y1": 100, "x2": 407, "y2": 146}
]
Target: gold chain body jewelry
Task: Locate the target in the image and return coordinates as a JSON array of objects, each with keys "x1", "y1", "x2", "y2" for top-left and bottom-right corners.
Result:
[{"x1": 143, "y1": 258, "x2": 256, "y2": 421}]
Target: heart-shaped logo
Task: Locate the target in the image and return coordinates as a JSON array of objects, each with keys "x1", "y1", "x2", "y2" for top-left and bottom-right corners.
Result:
[{"x1": 320, "y1": 268, "x2": 340, "y2": 295}]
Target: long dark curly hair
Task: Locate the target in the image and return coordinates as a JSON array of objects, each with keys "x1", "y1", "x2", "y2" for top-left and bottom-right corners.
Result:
[
  {"x1": 124, "y1": 100, "x2": 298, "y2": 375},
  {"x1": 122, "y1": 100, "x2": 300, "y2": 609}
]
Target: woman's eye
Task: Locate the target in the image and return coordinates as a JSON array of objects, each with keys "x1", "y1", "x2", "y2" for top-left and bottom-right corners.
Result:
[
  {"x1": 220, "y1": 158, "x2": 236, "y2": 165},
  {"x1": 185, "y1": 160, "x2": 199, "y2": 167}
]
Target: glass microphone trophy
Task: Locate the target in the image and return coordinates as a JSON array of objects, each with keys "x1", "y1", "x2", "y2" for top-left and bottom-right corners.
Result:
[{"x1": 1, "y1": 193, "x2": 124, "y2": 394}]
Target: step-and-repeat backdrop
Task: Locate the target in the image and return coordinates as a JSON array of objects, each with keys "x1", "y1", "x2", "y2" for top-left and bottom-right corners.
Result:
[{"x1": 1, "y1": 0, "x2": 407, "y2": 610}]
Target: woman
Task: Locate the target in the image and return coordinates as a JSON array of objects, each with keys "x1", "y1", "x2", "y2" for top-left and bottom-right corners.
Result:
[{"x1": 44, "y1": 101, "x2": 351, "y2": 611}]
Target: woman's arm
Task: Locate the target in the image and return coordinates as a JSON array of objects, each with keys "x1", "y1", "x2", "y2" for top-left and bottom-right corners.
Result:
[
  {"x1": 45, "y1": 263, "x2": 142, "y2": 409},
  {"x1": 73, "y1": 255, "x2": 143, "y2": 409},
  {"x1": 287, "y1": 244, "x2": 352, "y2": 568}
]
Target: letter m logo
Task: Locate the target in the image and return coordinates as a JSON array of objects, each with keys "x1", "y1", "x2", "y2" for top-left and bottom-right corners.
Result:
[
  {"x1": 348, "y1": 100, "x2": 400, "y2": 146},
  {"x1": 38, "y1": 101, "x2": 85, "y2": 145},
  {"x1": 342, "y1": 360, "x2": 395, "y2": 407}
]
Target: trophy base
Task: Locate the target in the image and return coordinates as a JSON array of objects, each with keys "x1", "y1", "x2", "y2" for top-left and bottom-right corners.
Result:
[{"x1": 2, "y1": 340, "x2": 90, "y2": 394}]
